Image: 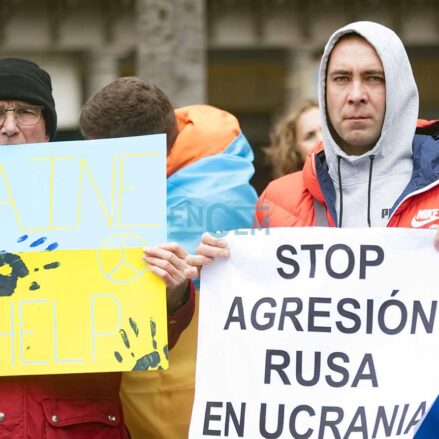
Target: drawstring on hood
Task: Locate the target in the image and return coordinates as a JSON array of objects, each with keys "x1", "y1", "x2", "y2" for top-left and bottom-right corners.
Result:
[
  {"x1": 367, "y1": 155, "x2": 375, "y2": 227},
  {"x1": 337, "y1": 154, "x2": 375, "y2": 227},
  {"x1": 337, "y1": 156, "x2": 343, "y2": 227},
  {"x1": 318, "y1": 21, "x2": 419, "y2": 227}
]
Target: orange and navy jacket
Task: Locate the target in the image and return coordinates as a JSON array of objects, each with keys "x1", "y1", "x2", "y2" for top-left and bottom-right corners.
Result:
[
  {"x1": 167, "y1": 105, "x2": 257, "y2": 346},
  {"x1": 167, "y1": 105, "x2": 257, "y2": 252},
  {"x1": 256, "y1": 120, "x2": 439, "y2": 230},
  {"x1": 167, "y1": 105, "x2": 242, "y2": 177}
]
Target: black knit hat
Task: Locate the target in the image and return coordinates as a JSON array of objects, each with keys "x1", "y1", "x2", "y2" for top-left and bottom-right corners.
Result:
[{"x1": 0, "y1": 58, "x2": 57, "y2": 140}]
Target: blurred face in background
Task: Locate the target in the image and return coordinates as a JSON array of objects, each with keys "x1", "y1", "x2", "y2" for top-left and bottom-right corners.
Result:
[{"x1": 294, "y1": 106, "x2": 322, "y2": 161}]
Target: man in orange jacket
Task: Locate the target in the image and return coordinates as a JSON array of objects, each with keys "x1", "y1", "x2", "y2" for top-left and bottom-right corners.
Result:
[
  {"x1": 185, "y1": 22, "x2": 439, "y2": 437},
  {"x1": 186, "y1": 21, "x2": 439, "y2": 268}
]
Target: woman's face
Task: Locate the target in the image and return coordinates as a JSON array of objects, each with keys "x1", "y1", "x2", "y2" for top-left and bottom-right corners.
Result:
[{"x1": 295, "y1": 106, "x2": 322, "y2": 160}]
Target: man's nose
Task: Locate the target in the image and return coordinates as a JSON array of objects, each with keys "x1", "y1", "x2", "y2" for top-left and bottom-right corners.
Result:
[
  {"x1": 1, "y1": 111, "x2": 20, "y2": 136},
  {"x1": 347, "y1": 80, "x2": 367, "y2": 104}
]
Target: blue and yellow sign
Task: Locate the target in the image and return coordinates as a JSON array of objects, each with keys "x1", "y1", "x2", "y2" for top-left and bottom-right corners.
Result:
[{"x1": 0, "y1": 135, "x2": 167, "y2": 375}]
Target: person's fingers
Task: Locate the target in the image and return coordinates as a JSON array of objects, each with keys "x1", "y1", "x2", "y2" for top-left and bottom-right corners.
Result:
[
  {"x1": 143, "y1": 255, "x2": 183, "y2": 280},
  {"x1": 148, "y1": 264, "x2": 175, "y2": 286},
  {"x1": 184, "y1": 266, "x2": 200, "y2": 279},
  {"x1": 157, "y1": 242, "x2": 188, "y2": 259},
  {"x1": 196, "y1": 242, "x2": 229, "y2": 258},
  {"x1": 186, "y1": 254, "x2": 214, "y2": 267},
  {"x1": 200, "y1": 232, "x2": 228, "y2": 249},
  {"x1": 143, "y1": 246, "x2": 189, "y2": 272}
]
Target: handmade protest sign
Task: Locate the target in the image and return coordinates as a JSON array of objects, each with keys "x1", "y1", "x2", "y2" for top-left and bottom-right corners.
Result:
[
  {"x1": 0, "y1": 134, "x2": 167, "y2": 375},
  {"x1": 190, "y1": 227, "x2": 439, "y2": 439}
]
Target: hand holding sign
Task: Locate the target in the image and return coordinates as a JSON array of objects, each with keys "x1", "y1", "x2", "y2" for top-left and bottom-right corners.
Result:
[
  {"x1": 185, "y1": 232, "x2": 230, "y2": 278},
  {"x1": 143, "y1": 242, "x2": 191, "y2": 313}
]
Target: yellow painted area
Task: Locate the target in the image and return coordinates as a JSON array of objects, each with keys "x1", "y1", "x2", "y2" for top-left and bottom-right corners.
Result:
[
  {"x1": 0, "y1": 264, "x2": 12, "y2": 276},
  {"x1": 0, "y1": 248, "x2": 168, "y2": 376}
]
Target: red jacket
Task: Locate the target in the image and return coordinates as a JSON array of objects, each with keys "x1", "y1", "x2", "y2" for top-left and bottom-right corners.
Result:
[
  {"x1": 256, "y1": 124, "x2": 439, "y2": 229},
  {"x1": 0, "y1": 373, "x2": 126, "y2": 439}
]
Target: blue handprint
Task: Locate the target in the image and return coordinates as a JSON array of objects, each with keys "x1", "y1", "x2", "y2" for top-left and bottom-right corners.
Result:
[
  {"x1": 0, "y1": 235, "x2": 59, "y2": 296},
  {"x1": 114, "y1": 318, "x2": 167, "y2": 371}
]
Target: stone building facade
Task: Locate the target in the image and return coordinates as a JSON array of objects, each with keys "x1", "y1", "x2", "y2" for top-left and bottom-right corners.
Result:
[{"x1": 1, "y1": 0, "x2": 438, "y2": 190}]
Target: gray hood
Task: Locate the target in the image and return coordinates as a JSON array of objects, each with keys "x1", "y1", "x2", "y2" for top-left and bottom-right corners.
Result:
[{"x1": 318, "y1": 21, "x2": 419, "y2": 227}]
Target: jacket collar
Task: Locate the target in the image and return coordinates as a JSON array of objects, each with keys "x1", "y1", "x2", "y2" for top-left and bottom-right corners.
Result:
[{"x1": 304, "y1": 134, "x2": 439, "y2": 223}]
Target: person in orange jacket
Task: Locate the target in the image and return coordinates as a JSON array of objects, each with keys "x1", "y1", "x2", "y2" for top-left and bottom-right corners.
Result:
[
  {"x1": 187, "y1": 21, "x2": 439, "y2": 258},
  {"x1": 185, "y1": 22, "x2": 439, "y2": 436},
  {"x1": 79, "y1": 76, "x2": 258, "y2": 438}
]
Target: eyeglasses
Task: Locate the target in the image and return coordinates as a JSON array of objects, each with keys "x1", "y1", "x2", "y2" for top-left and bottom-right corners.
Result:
[{"x1": 0, "y1": 105, "x2": 44, "y2": 126}]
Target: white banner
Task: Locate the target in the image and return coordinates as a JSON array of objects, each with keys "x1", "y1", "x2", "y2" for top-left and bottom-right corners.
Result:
[{"x1": 190, "y1": 227, "x2": 439, "y2": 439}]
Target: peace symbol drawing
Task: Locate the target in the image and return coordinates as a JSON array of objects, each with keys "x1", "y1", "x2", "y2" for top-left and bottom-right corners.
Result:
[{"x1": 97, "y1": 232, "x2": 147, "y2": 284}]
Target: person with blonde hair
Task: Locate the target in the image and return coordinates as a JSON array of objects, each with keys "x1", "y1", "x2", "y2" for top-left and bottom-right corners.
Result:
[{"x1": 264, "y1": 99, "x2": 321, "y2": 177}]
